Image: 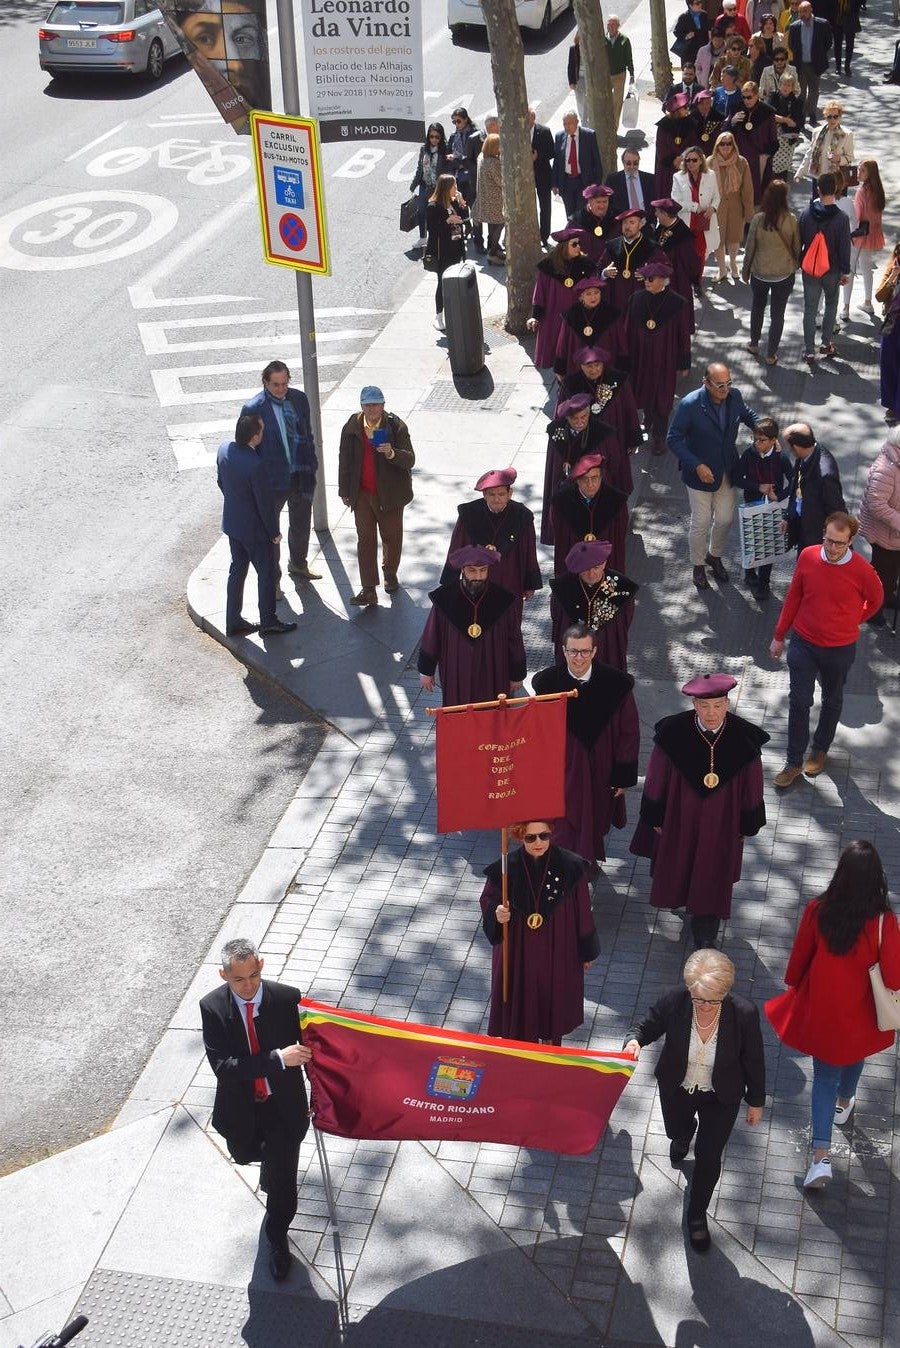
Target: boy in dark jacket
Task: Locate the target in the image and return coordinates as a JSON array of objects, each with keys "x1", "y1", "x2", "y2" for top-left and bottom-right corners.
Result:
[
  {"x1": 737, "y1": 416, "x2": 792, "y2": 600},
  {"x1": 798, "y1": 172, "x2": 852, "y2": 360}
]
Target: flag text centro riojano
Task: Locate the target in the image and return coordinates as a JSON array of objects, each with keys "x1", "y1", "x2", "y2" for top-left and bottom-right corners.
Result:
[{"x1": 300, "y1": 1000, "x2": 634, "y2": 1155}]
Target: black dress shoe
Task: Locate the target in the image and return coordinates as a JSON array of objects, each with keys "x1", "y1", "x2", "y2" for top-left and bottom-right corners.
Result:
[
  {"x1": 670, "y1": 1138, "x2": 691, "y2": 1166},
  {"x1": 693, "y1": 565, "x2": 710, "y2": 590},
  {"x1": 226, "y1": 619, "x2": 258, "y2": 636},
  {"x1": 259, "y1": 619, "x2": 297, "y2": 635},
  {"x1": 705, "y1": 553, "x2": 730, "y2": 583},
  {"x1": 687, "y1": 1217, "x2": 711, "y2": 1253},
  {"x1": 269, "y1": 1242, "x2": 291, "y2": 1280}
]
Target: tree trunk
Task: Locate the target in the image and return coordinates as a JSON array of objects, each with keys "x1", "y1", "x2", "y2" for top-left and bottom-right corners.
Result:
[
  {"x1": 572, "y1": 0, "x2": 616, "y2": 178},
  {"x1": 480, "y1": 0, "x2": 542, "y2": 335},
  {"x1": 649, "y1": 0, "x2": 673, "y2": 100}
]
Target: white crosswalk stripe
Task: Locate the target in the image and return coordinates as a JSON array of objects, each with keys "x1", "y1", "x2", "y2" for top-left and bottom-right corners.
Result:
[{"x1": 131, "y1": 288, "x2": 391, "y2": 470}]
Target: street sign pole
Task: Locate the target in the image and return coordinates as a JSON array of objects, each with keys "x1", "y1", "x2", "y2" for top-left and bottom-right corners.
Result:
[{"x1": 274, "y1": 0, "x2": 328, "y2": 534}]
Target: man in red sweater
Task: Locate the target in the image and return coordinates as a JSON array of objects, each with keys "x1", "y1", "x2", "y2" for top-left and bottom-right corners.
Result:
[{"x1": 769, "y1": 513, "x2": 883, "y2": 787}]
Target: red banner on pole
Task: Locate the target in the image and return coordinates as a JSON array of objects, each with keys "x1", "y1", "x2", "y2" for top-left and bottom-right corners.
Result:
[
  {"x1": 299, "y1": 999, "x2": 634, "y2": 1155},
  {"x1": 434, "y1": 696, "x2": 567, "y2": 833}
]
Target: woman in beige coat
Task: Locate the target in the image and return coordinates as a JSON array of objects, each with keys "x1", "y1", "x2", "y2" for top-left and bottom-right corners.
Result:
[
  {"x1": 707, "y1": 132, "x2": 755, "y2": 284},
  {"x1": 472, "y1": 133, "x2": 506, "y2": 266}
]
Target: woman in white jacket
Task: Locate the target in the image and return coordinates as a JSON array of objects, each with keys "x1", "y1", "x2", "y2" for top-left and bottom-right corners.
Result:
[{"x1": 672, "y1": 145, "x2": 721, "y2": 293}]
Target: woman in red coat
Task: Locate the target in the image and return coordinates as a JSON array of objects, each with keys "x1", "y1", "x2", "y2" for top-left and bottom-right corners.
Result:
[{"x1": 766, "y1": 841, "x2": 900, "y2": 1192}]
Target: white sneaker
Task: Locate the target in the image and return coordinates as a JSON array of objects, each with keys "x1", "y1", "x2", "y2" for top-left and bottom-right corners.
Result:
[
  {"x1": 861, "y1": 300, "x2": 875, "y2": 314},
  {"x1": 834, "y1": 1096, "x2": 855, "y2": 1125},
  {"x1": 803, "y1": 1158, "x2": 832, "y2": 1189}
]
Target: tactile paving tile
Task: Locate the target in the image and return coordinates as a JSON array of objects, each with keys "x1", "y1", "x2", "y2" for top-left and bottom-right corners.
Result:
[
  {"x1": 420, "y1": 380, "x2": 516, "y2": 413},
  {"x1": 70, "y1": 1268, "x2": 337, "y2": 1347}
]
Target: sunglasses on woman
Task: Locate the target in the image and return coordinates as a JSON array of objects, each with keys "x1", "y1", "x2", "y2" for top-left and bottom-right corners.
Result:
[{"x1": 524, "y1": 830, "x2": 552, "y2": 843}]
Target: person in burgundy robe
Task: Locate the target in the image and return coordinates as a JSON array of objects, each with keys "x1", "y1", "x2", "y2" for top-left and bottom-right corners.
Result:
[
  {"x1": 480, "y1": 822, "x2": 599, "y2": 1043},
  {"x1": 558, "y1": 344, "x2": 643, "y2": 490},
  {"x1": 541, "y1": 395, "x2": 616, "y2": 544},
  {"x1": 553, "y1": 275, "x2": 624, "y2": 378},
  {"x1": 690, "y1": 90, "x2": 725, "y2": 154},
  {"x1": 654, "y1": 93, "x2": 695, "y2": 198},
  {"x1": 652, "y1": 197, "x2": 702, "y2": 333},
  {"x1": 418, "y1": 545, "x2": 526, "y2": 707},
  {"x1": 727, "y1": 83, "x2": 778, "y2": 204},
  {"x1": 532, "y1": 624, "x2": 640, "y2": 866},
  {"x1": 548, "y1": 539, "x2": 638, "y2": 670},
  {"x1": 441, "y1": 467, "x2": 542, "y2": 619},
  {"x1": 622, "y1": 261, "x2": 691, "y2": 456},
  {"x1": 550, "y1": 451, "x2": 629, "y2": 575},
  {"x1": 528, "y1": 227, "x2": 598, "y2": 369},
  {"x1": 567, "y1": 182, "x2": 620, "y2": 264},
  {"x1": 601, "y1": 208, "x2": 668, "y2": 315},
  {"x1": 630, "y1": 673, "x2": 769, "y2": 949}
]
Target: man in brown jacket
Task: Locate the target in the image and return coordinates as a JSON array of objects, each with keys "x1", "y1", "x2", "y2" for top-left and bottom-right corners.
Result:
[{"x1": 338, "y1": 385, "x2": 415, "y2": 606}]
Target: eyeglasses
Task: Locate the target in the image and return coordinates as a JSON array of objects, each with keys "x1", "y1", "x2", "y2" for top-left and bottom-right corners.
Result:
[
  {"x1": 823, "y1": 536, "x2": 850, "y2": 549},
  {"x1": 684, "y1": 157, "x2": 701, "y2": 164},
  {"x1": 707, "y1": 377, "x2": 733, "y2": 388},
  {"x1": 825, "y1": 113, "x2": 840, "y2": 120},
  {"x1": 565, "y1": 646, "x2": 594, "y2": 658},
  {"x1": 523, "y1": 830, "x2": 552, "y2": 843},
  {"x1": 691, "y1": 997, "x2": 723, "y2": 1005},
  {"x1": 741, "y1": 95, "x2": 756, "y2": 101}
]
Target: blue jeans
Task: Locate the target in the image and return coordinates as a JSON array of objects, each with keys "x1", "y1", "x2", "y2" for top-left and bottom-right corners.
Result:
[
  {"x1": 786, "y1": 634, "x2": 856, "y2": 766},
  {"x1": 802, "y1": 268, "x2": 842, "y2": 353},
  {"x1": 811, "y1": 1058, "x2": 865, "y2": 1150}
]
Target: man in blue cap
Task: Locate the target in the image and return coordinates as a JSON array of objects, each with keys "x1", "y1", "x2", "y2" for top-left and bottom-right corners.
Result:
[
  {"x1": 418, "y1": 545, "x2": 526, "y2": 706},
  {"x1": 338, "y1": 385, "x2": 415, "y2": 606}
]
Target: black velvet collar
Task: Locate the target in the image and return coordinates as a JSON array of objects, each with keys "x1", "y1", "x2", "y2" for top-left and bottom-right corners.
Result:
[
  {"x1": 551, "y1": 479, "x2": 628, "y2": 532},
  {"x1": 655, "y1": 218, "x2": 694, "y2": 248},
  {"x1": 653, "y1": 711, "x2": 770, "y2": 796},
  {"x1": 428, "y1": 579, "x2": 515, "y2": 641},
  {"x1": 627, "y1": 289, "x2": 685, "y2": 329},
  {"x1": 535, "y1": 255, "x2": 598, "y2": 282},
  {"x1": 484, "y1": 844, "x2": 587, "y2": 915},
  {"x1": 455, "y1": 499, "x2": 532, "y2": 557},
  {"x1": 606, "y1": 234, "x2": 657, "y2": 263},
  {"x1": 531, "y1": 661, "x2": 635, "y2": 746},
  {"x1": 561, "y1": 302, "x2": 621, "y2": 335},
  {"x1": 549, "y1": 568, "x2": 639, "y2": 630}
]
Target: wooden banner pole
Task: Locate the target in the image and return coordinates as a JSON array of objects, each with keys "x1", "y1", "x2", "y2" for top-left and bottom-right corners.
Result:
[
  {"x1": 501, "y1": 826, "x2": 510, "y2": 1002},
  {"x1": 425, "y1": 689, "x2": 577, "y2": 717}
]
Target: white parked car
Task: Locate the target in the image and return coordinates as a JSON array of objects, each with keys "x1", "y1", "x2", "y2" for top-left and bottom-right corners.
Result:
[{"x1": 448, "y1": 0, "x2": 572, "y2": 39}]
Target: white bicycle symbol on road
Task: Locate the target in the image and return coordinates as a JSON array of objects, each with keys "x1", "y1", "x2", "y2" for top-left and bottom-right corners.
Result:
[{"x1": 86, "y1": 138, "x2": 250, "y2": 186}]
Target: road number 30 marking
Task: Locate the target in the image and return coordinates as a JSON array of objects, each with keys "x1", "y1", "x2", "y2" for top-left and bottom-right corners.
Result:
[{"x1": 0, "y1": 191, "x2": 178, "y2": 271}]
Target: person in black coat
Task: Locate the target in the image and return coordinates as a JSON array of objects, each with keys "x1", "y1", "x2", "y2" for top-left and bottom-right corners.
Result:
[
  {"x1": 783, "y1": 423, "x2": 846, "y2": 551},
  {"x1": 672, "y1": 0, "x2": 711, "y2": 65},
  {"x1": 788, "y1": 3, "x2": 833, "y2": 125},
  {"x1": 624, "y1": 949, "x2": 766, "y2": 1252},
  {"x1": 200, "y1": 938, "x2": 312, "y2": 1280},
  {"x1": 605, "y1": 148, "x2": 658, "y2": 224},
  {"x1": 410, "y1": 122, "x2": 453, "y2": 250},
  {"x1": 553, "y1": 112, "x2": 604, "y2": 218},
  {"x1": 425, "y1": 173, "x2": 469, "y2": 329},
  {"x1": 528, "y1": 106, "x2": 555, "y2": 247},
  {"x1": 737, "y1": 415, "x2": 792, "y2": 599}
]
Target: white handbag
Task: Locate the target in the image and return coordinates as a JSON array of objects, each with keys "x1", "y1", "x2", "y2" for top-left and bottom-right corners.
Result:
[{"x1": 868, "y1": 914, "x2": 900, "y2": 1032}]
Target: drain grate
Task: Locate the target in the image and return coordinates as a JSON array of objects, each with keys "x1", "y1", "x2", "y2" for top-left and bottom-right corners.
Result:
[{"x1": 421, "y1": 379, "x2": 515, "y2": 413}]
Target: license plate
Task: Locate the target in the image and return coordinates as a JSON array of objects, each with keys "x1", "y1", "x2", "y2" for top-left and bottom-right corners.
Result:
[{"x1": 67, "y1": 38, "x2": 97, "y2": 47}]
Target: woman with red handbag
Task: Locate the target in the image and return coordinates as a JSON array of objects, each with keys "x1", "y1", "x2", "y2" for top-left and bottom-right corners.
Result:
[{"x1": 766, "y1": 841, "x2": 900, "y2": 1192}]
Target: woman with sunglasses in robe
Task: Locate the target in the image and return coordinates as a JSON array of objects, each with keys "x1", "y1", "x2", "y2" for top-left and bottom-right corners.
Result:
[
  {"x1": 528, "y1": 228, "x2": 598, "y2": 369},
  {"x1": 480, "y1": 821, "x2": 599, "y2": 1044}
]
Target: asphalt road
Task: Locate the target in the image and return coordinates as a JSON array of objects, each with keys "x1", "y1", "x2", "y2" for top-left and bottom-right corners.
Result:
[{"x1": 0, "y1": 0, "x2": 638, "y2": 1171}]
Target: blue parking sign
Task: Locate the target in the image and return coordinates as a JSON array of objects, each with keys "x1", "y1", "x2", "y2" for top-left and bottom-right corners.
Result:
[{"x1": 274, "y1": 167, "x2": 304, "y2": 209}]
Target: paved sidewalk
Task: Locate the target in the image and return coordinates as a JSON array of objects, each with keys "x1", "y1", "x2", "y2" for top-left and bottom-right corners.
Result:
[{"x1": 4, "y1": 7, "x2": 900, "y2": 1346}]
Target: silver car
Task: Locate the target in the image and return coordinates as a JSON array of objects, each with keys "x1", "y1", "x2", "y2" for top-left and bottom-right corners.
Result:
[{"x1": 39, "y1": 0, "x2": 181, "y2": 81}]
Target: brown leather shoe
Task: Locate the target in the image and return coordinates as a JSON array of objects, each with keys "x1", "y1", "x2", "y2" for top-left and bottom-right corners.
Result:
[
  {"x1": 803, "y1": 750, "x2": 827, "y2": 776},
  {"x1": 288, "y1": 561, "x2": 321, "y2": 580},
  {"x1": 383, "y1": 574, "x2": 399, "y2": 594},
  {"x1": 774, "y1": 763, "x2": 804, "y2": 788},
  {"x1": 350, "y1": 589, "x2": 377, "y2": 607}
]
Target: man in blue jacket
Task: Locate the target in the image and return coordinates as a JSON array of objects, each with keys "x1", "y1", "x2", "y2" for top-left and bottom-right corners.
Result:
[
  {"x1": 241, "y1": 360, "x2": 319, "y2": 584},
  {"x1": 667, "y1": 363, "x2": 760, "y2": 590},
  {"x1": 216, "y1": 414, "x2": 297, "y2": 637},
  {"x1": 798, "y1": 173, "x2": 851, "y2": 363}
]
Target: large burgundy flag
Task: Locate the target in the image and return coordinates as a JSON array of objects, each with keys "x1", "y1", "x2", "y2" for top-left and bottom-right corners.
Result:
[
  {"x1": 299, "y1": 999, "x2": 634, "y2": 1155},
  {"x1": 434, "y1": 695, "x2": 568, "y2": 833}
]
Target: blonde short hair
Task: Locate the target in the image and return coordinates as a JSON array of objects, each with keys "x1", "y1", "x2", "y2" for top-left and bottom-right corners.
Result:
[
  {"x1": 822, "y1": 99, "x2": 844, "y2": 118},
  {"x1": 683, "y1": 949, "x2": 735, "y2": 1000}
]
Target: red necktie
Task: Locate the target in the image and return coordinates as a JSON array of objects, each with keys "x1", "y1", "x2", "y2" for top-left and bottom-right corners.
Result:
[
  {"x1": 244, "y1": 1002, "x2": 270, "y2": 1101},
  {"x1": 568, "y1": 134, "x2": 578, "y2": 177}
]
